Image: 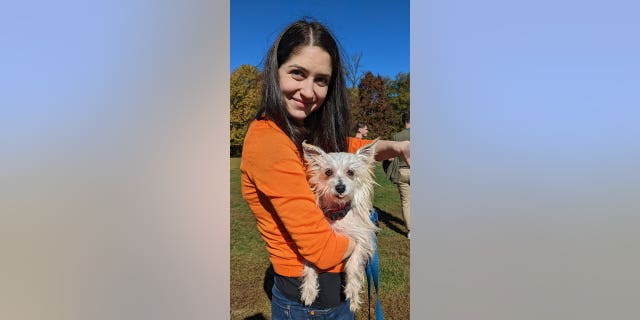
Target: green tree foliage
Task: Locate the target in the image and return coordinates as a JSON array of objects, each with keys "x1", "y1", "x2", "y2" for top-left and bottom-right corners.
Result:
[
  {"x1": 230, "y1": 64, "x2": 262, "y2": 156},
  {"x1": 353, "y1": 71, "x2": 396, "y2": 139},
  {"x1": 385, "y1": 72, "x2": 410, "y2": 131}
]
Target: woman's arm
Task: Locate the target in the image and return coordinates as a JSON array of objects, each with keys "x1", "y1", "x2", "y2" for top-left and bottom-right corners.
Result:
[
  {"x1": 374, "y1": 139, "x2": 410, "y2": 167},
  {"x1": 243, "y1": 129, "x2": 350, "y2": 270}
]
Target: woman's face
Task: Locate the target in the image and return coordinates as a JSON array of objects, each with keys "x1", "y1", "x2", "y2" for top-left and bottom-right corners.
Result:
[{"x1": 278, "y1": 46, "x2": 332, "y2": 123}]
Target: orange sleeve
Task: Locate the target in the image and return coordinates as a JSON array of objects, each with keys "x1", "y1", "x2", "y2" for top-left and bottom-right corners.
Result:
[
  {"x1": 242, "y1": 124, "x2": 349, "y2": 270},
  {"x1": 347, "y1": 137, "x2": 373, "y2": 153}
]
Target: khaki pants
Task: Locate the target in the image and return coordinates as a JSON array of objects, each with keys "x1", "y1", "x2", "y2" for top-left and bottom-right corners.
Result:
[{"x1": 395, "y1": 168, "x2": 411, "y2": 230}]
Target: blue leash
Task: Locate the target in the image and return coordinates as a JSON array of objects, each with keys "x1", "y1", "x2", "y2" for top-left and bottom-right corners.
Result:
[{"x1": 366, "y1": 208, "x2": 383, "y2": 320}]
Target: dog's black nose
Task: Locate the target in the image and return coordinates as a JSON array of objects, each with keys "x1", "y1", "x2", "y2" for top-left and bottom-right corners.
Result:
[{"x1": 335, "y1": 183, "x2": 346, "y2": 194}]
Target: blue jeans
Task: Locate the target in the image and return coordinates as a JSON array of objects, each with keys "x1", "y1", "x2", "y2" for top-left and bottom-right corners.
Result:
[{"x1": 271, "y1": 283, "x2": 355, "y2": 320}]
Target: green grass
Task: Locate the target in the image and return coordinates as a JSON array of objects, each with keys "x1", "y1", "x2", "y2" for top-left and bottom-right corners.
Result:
[{"x1": 230, "y1": 157, "x2": 410, "y2": 319}]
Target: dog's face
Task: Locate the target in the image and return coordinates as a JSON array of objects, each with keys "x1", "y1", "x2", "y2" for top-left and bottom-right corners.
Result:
[{"x1": 302, "y1": 140, "x2": 378, "y2": 210}]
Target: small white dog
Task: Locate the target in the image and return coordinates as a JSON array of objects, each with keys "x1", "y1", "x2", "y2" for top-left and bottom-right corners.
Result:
[{"x1": 301, "y1": 139, "x2": 379, "y2": 312}]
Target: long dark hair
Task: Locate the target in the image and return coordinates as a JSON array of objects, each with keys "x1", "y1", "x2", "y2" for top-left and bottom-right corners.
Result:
[{"x1": 255, "y1": 18, "x2": 350, "y2": 153}]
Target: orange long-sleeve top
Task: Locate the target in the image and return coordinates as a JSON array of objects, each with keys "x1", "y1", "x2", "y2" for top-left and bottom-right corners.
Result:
[{"x1": 240, "y1": 119, "x2": 371, "y2": 277}]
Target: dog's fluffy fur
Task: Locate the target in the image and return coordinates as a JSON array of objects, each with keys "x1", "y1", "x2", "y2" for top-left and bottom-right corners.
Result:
[{"x1": 301, "y1": 139, "x2": 379, "y2": 312}]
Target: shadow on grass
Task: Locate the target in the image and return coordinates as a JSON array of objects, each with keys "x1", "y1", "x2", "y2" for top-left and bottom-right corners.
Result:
[
  {"x1": 244, "y1": 313, "x2": 267, "y2": 320},
  {"x1": 374, "y1": 206, "x2": 408, "y2": 237}
]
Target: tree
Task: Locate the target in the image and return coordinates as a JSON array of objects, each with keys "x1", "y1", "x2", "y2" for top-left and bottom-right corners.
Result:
[
  {"x1": 385, "y1": 72, "x2": 410, "y2": 131},
  {"x1": 386, "y1": 72, "x2": 410, "y2": 112},
  {"x1": 353, "y1": 71, "x2": 396, "y2": 139},
  {"x1": 347, "y1": 87, "x2": 359, "y2": 117},
  {"x1": 343, "y1": 52, "x2": 363, "y2": 89},
  {"x1": 230, "y1": 64, "x2": 262, "y2": 156}
]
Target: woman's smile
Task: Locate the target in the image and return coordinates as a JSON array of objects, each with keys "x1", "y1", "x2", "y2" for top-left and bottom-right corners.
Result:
[{"x1": 278, "y1": 45, "x2": 332, "y2": 122}]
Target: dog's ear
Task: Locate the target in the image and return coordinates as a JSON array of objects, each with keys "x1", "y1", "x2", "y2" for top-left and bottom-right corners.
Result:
[
  {"x1": 301, "y1": 140, "x2": 327, "y2": 163},
  {"x1": 355, "y1": 138, "x2": 379, "y2": 164}
]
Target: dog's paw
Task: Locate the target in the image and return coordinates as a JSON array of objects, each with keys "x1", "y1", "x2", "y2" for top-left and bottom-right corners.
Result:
[
  {"x1": 344, "y1": 284, "x2": 361, "y2": 311},
  {"x1": 301, "y1": 264, "x2": 320, "y2": 306},
  {"x1": 348, "y1": 295, "x2": 361, "y2": 312},
  {"x1": 300, "y1": 286, "x2": 318, "y2": 306}
]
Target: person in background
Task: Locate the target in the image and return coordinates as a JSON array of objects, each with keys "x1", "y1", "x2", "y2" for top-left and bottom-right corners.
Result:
[
  {"x1": 390, "y1": 111, "x2": 411, "y2": 238},
  {"x1": 353, "y1": 122, "x2": 369, "y2": 139}
]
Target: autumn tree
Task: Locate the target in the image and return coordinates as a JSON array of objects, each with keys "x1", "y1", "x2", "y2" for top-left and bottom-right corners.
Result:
[
  {"x1": 353, "y1": 71, "x2": 396, "y2": 139},
  {"x1": 347, "y1": 87, "x2": 359, "y2": 117},
  {"x1": 230, "y1": 64, "x2": 262, "y2": 156}
]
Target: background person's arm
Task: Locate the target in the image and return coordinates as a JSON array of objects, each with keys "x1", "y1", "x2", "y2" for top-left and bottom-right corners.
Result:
[{"x1": 374, "y1": 140, "x2": 410, "y2": 167}]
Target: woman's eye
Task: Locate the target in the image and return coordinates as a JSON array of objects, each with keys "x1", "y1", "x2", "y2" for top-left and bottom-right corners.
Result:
[
  {"x1": 291, "y1": 70, "x2": 304, "y2": 79},
  {"x1": 347, "y1": 169, "x2": 354, "y2": 177},
  {"x1": 325, "y1": 169, "x2": 333, "y2": 177},
  {"x1": 316, "y1": 78, "x2": 329, "y2": 87}
]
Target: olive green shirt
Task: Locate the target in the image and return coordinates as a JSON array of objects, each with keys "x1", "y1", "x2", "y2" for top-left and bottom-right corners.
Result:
[{"x1": 392, "y1": 128, "x2": 410, "y2": 168}]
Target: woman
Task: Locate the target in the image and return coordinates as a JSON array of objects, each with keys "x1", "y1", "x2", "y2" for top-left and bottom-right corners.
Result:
[{"x1": 240, "y1": 18, "x2": 409, "y2": 319}]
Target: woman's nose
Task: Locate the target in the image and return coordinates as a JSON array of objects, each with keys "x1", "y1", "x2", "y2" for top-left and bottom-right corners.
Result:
[{"x1": 299, "y1": 79, "x2": 314, "y2": 100}]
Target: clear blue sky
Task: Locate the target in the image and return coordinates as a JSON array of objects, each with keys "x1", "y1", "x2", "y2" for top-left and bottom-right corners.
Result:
[{"x1": 231, "y1": 0, "x2": 409, "y2": 78}]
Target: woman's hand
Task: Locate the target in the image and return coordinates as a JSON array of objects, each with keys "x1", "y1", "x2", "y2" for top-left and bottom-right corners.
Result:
[{"x1": 342, "y1": 236, "x2": 356, "y2": 260}]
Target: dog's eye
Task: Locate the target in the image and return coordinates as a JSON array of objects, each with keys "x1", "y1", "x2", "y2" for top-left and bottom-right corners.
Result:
[
  {"x1": 347, "y1": 169, "x2": 354, "y2": 177},
  {"x1": 325, "y1": 169, "x2": 333, "y2": 177}
]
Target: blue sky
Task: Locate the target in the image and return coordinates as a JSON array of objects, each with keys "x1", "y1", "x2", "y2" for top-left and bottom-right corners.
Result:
[{"x1": 230, "y1": 0, "x2": 409, "y2": 78}]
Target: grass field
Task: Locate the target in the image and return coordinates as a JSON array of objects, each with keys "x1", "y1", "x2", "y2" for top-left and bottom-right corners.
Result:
[{"x1": 230, "y1": 157, "x2": 410, "y2": 319}]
